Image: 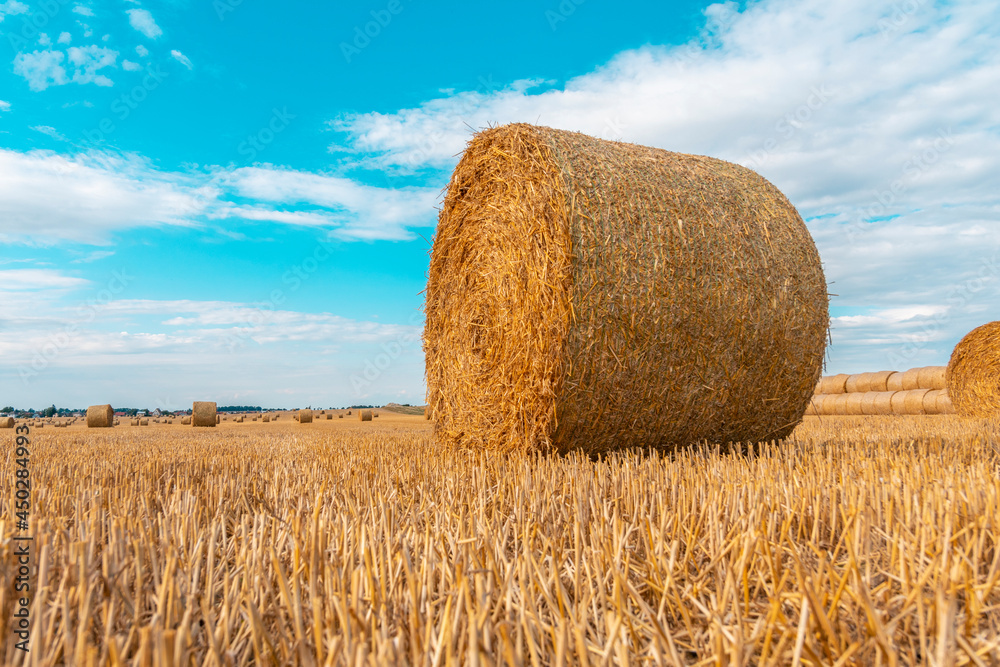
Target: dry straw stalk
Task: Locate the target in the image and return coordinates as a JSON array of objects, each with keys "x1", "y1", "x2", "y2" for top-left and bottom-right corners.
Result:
[
  {"x1": 86, "y1": 404, "x2": 113, "y2": 428},
  {"x1": 425, "y1": 123, "x2": 828, "y2": 455},
  {"x1": 192, "y1": 402, "x2": 217, "y2": 428},
  {"x1": 947, "y1": 321, "x2": 1000, "y2": 418}
]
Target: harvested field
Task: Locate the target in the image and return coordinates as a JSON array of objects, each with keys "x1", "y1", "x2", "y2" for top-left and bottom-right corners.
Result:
[{"x1": 3, "y1": 415, "x2": 1000, "y2": 665}]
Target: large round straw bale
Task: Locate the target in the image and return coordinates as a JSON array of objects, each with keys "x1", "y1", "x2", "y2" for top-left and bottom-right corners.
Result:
[
  {"x1": 922, "y1": 389, "x2": 946, "y2": 415},
  {"x1": 359, "y1": 409, "x2": 373, "y2": 422},
  {"x1": 918, "y1": 366, "x2": 947, "y2": 391},
  {"x1": 860, "y1": 392, "x2": 880, "y2": 415},
  {"x1": 299, "y1": 409, "x2": 313, "y2": 423},
  {"x1": 326, "y1": 413, "x2": 332, "y2": 420},
  {"x1": 425, "y1": 123, "x2": 828, "y2": 454},
  {"x1": 867, "y1": 371, "x2": 895, "y2": 393},
  {"x1": 845, "y1": 373, "x2": 872, "y2": 394},
  {"x1": 903, "y1": 389, "x2": 931, "y2": 415},
  {"x1": 886, "y1": 372, "x2": 905, "y2": 392},
  {"x1": 900, "y1": 368, "x2": 923, "y2": 391},
  {"x1": 947, "y1": 322, "x2": 1000, "y2": 417},
  {"x1": 1, "y1": 417, "x2": 14, "y2": 428},
  {"x1": 844, "y1": 393, "x2": 866, "y2": 415},
  {"x1": 873, "y1": 392, "x2": 896, "y2": 415},
  {"x1": 86, "y1": 404, "x2": 113, "y2": 428},
  {"x1": 192, "y1": 402, "x2": 217, "y2": 427},
  {"x1": 890, "y1": 391, "x2": 911, "y2": 415},
  {"x1": 139, "y1": 418, "x2": 149, "y2": 426}
]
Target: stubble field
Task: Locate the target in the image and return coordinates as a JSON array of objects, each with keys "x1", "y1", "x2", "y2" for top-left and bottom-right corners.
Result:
[{"x1": 2, "y1": 411, "x2": 1000, "y2": 665}]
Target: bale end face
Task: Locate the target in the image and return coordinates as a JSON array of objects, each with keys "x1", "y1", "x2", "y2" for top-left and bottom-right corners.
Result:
[
  {"x1": 192, "y1": 402, "x2": 217, "y2": 427},
  {"x1": 86, "y1": 404, "x2": 114, "y2": 428},
  {"x1": 947, "y1": 322, "x2": 1000, "y2": 418}
]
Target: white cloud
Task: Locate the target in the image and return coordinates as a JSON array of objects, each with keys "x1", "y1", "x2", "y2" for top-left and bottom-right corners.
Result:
[
  {"x1": 57, "y1": 31, "x2": 71, "y2": 44},
  {"x1": 31, "y1": 125, "x2": 67, "y2": 141},
  {"x1": 72, "y1": 5, "x2": 94, "y2": 16},
  {"x1": 122, "y1": 59, "x2": 141, "y2": 71},
  {"x1": 13, "y1": 50, "x2": 68, "y2": 91},
  {"x1": 38, "y1": 33, "x2": 51, "y2": 46},
  {"x1": 0, "y1": 269, "x2": 88, "y2": 291},
  {"x1": 126, "y1": 8, "x2": 161, "y2": 39},
  {"x1": 170, "y1": 49, "x2": 192, "y2": 70},
  {"x1": 0, "y1": 0, "x2": 28, "y2": 21},
  {"x1": 0, "y1": 100, "x2": 10, "y2": 112},
  {"x1": 135, "y1": 44, "x2": 148, "y2": 57},
  {"x1": 328, "y1": 0, "x2": 1000, "y2": 372}
]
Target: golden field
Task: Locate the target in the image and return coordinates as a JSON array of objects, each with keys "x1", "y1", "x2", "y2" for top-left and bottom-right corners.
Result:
[{"x1": 2, "y1": 412, "x2": 1000, "y2": 665}]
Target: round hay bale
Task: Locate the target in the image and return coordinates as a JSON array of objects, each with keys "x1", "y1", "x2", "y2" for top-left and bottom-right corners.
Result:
[
  {"x1": 922, "y1": 389, "x2": 946, "y2": 415},
  {"x1": 829, "y1": 394, "x2": 849, "y2": 416},
  {"x1": 860, "y1": 392, "x2": 880, "y2": 415},
  {"x1": 917, "y1": 366, "x2": 947, "y2": 390},
  {"x1": 326, "y1": 413, "x2": 332, "y2": 420},
  {"x1": 346, "y1": 410, "x2": 351, "y2": 416},
  {"x1": 900, "y1": 368, "x2": 923, "y2": 391},
  {"x1": 902, "y1": 389, "x2": 931, "y2": 415},
  {"x1": 889, "y1": 391, "x2": 910, "y2": 415},
  {"x1": 844, "y1": 393, "x2": 866, "y2": 415},
  {"x1": 937, "y1": 392, "x2": 956, "y2": 415},
  {"x1": 338, "y1": 414, "x2": 343, "y2": 419},
  {"x1": 424, "y1": 123, "x2": 828, "y2": 454},
  {"x1": 192, "y1": 402, "x2": 217, "y2": 428},
  {"x1": 86, "y1": 404, "x2": 114, "y2": 428},
  {"x1": 867, "y1": 371, "x2": 895, "y2": 393},
  {"x1": 845, "y1": 373, "x2": 872, "y2": 394},
  {"x1": 358, "y1": 409, "x2": 373, "y2": 422},
  {"x1": 299, "y1": 409, "x2": 313, "y2": 423},
  {"x1": 181, "y1": 416, "x2": 191, "y2": 425},
  {"x1": 947, "y1": 322, "x2": 1000, "y2": 418},
  {"x1": 0, "y1": 417, "x2": 14, "y2": 428},
  {"x1": 886, "y1": 372, "x2": 905, "y2": 392},
  {"x1": 873, "y1": 392, "x2": 896, "y2": 415}
]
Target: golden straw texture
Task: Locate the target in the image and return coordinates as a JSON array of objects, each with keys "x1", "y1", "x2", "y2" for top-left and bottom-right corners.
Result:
[
  {"x1": 947, "y1": 321, "x2": 1000, "y2": 418},
  {"x1": 86, "y1": 404, "x2": 113, "y2": 428},
  {"x1": 425, "y1": 123, "x2": 828, "y2": 455},
  {"x1": 192, "y1": 402, "x2": 217, "y2": 428}
]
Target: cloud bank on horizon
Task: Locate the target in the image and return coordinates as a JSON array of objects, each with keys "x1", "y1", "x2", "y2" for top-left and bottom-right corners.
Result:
[{"x1": 1, "y1": 0, "x2": 997, "y2": 408}]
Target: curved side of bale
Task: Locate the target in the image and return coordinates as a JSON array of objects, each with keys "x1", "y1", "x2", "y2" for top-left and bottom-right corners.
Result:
[
  {"x1": 873, "y1": 392, "x2": 896, "y2": 415},
  {"x1": 922, "y1": 389, "x2": 945, "y2": 415},
  {"x1": 844, "y1": 393, "x2": 866, "y2": 415},
  {"x1": 890, "y1": 391, "x2": 911, "y2": 415},
  {"x1": 947, "y1": 321, "x2": 1000, "y2": 418},
  {"x1": 902, "y1": 389, "x2": 931, "y2": 415},
  {"x1": 1, "y1": 417, "x2": 15, "y2": 428},
  {"x1": 900, "y1": 368, "x2": 923, "y2": 391},
  {"x1": 359, "y1": 409, "x2": 373, "y2": 422},
  {"x1": 192, "y1": 402, "x2": 217, "y2": 427},
  {"x1": 868, "y1": 371, "x2": 895, "y2": 393},
  {"x1": 820, "y1": 374, "x2": 850, "y2": 395},
  {"x1": 886, "y1": 372, "x2": 905, "y2": 392},
  {"x1": 86, "y1": 404, "x2": 114, "y2": 428},
  {"x1": 845, "y1": 373, "x2": 871, "y2": 394},
  {"x1": 181, "y1": 416, "x2": 191, "y2": 425},
  {"x1": 425, "y1": 123, "x2": 829, "y2": 455},
  {"x1": 860, "y1": 392, "x2": 880, "y2": 415},
  {"x1": 918, "y1": 366, "x2": 947, "y2": 391},
  {"x1": 937, "y1": 393, "x2": 956, "y2": 415},
  {"x1": 299, "y1": 409, "x2": 313, "y2": 424}
]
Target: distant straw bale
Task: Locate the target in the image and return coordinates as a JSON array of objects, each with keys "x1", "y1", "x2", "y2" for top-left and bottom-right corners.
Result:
[
  {"x1": 902, "y1": 389, "x2": 931, "y2": 415},
  {"x1": 886, "y1": 372, "x2": 905, "y2": 392},
  {"x1": 86, "y1": 404, "x2": 113, "y2": 428},
  {"x1": 867, "y1": 371, "x2": 895, "y2": 393},
  {"x1": 845, "y1": 373, "x2": 872, "y2": 394},
  {"x1": 425, "y1": 123, "x2": 828, "y2": 455},
  {"x1": 192, "y1": 402, "x2": 217, "y2": 428},
  {"x1": 900, "y1": 368, "x2": 923, "y2": 391},
  {"x1": 947, "y1": 322, "x2": 1000, "y2": 418},
  {"x1": 1, "y1": 417, "x2": 14, "y2": 428},
  {"x1": 860, "y1": 392, "x2": 880, "y2": 416},
  {"x1": 299, "y1": 409, "x2": 313, "y2": 424},
  {"x1": 359, "y1": 409, "x2": 373, "y2": 422},
  {"x1": 873, "y1": 392, "x2": 896, "y2": 415}
]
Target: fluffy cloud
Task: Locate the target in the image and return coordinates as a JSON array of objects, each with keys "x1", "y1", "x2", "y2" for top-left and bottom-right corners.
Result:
[
  {"x1": 13, "y1": 50, "x2": 68, "y2": 91},
  {"x1": 72, "y1": 5, "x2": 94, "y2": 17},
  {"x1": 126, "y1": 8, "x2": 161, "y2": 39},
  {"x1": 13, "y1": 45, "x2": 118, "y2": 90},
  {"x1": 169, "y1": 49, "x2": 192, "y2": 70},
  {"x1": 0, "y1": 100, "x2": 10, "y2": 112},
  {"x1": 0, "y1": 0, "x2": 27, "y2": 21}
]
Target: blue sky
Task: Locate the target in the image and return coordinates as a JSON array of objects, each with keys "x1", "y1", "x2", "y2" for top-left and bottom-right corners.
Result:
[{"x1": 1, "y1": 0, "x2": 998, "y2": 410}]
